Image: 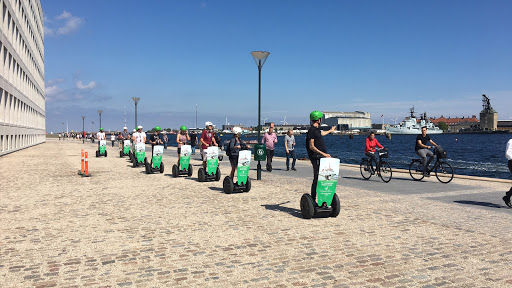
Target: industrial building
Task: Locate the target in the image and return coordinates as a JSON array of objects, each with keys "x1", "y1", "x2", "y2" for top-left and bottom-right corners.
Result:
[
  {"x1": 322, "y1": 111, "x2": 372, "y2": 130},
  {"x1": 0, "y1": 0, "x2": 45, "y2": 156}
]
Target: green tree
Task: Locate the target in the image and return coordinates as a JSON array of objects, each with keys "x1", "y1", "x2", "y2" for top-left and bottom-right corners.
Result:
[{"x1": 438, "y1": 121, "x2": 449, "y2": 131}]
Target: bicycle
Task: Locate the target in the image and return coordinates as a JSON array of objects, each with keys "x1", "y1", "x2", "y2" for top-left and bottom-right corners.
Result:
[
  {"x1": 360, "y1": 148, "x2": 392, "y2": 183},
  {"x1": 409, "y1": 146, "x2": 454, "y2": 183}
]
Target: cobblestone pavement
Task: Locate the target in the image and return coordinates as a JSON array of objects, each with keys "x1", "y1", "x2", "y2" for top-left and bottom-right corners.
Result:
[{"x1": 1, "y1": 139, "x2": 511, "y2": 287}]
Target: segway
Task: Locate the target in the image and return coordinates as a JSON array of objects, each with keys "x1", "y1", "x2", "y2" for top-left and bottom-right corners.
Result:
[
  {"x1": 172, "y1": 145, "x2": 193, "y2": 177},
  {"x1": 223, "y1": 150, "x2": 251, "y2": 194},
  {"x1": 198, "y1": 146, "x2": 221, "y2": 182},
  {"x1": 131, "y1": 142, "x2": 147, "y2": 167},
  {"x1": 96, "y1": 140, "x2": 107, "y2": 157},
  {"x1": 120, "y1": 140, "x2": 131, "y2": 157},
  {"x1": 145, "y1": 145, "x2": 165, "y2": 174},
  {"x1": 300, "y1": 157, "x2": 341, "y2": 219}
]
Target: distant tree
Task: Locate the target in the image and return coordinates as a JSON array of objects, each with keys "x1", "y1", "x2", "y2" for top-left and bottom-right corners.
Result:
[{"x1": 438, "y1": 121, "x2": 449, "y2": 131}]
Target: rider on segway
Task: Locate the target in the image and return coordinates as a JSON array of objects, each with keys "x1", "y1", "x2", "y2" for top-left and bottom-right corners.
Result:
[
  {"x1": 306, "y1": 111, "x2": 336, "y2": 206},
  {"x1": 200, "y1": 122, "x2": 218, "y2": 170},
  {"x1": 132, "y1": 126, "x2": 146, "y2": 147},
  {"x1": 176, "y1": 126, "x2": 190, "y2": 169},
  {"x1": 227, "y1": 127, "x2": 249, "y2": 179},
  {"x1": 149, "y1": 126, "x2": 164, "y2": 156},
  {"x1": 118, "y1": 127, "x2": 129, "y2": 149}
]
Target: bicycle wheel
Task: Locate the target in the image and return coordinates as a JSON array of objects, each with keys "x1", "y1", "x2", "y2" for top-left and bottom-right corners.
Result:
[
  {"x1": 378, "y1": 161, "x2": 393, "y2": 183},
  {"x1": 409, "y1": 160, "x2": 424, "y2": 181},
  {"x1": 435, "y1": 162, "x2": 454, "y2": 184},
  {"x1": 360, "y1": 159, "x2": 372, "y2": 180}
]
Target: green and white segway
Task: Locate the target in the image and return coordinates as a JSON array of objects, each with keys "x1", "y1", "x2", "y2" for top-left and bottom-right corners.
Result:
[
  {"x1": 300, "y1": 157, "x2": 341, "y2": 219},
  {"x1": 223, "y1": 150, "x2": 251, "y2": 194},
  {"x1": 172, "y1": 145, "x2": 193, "y2": 177},
  {"x1": 145, "y1": 145, "x2": 165, "y2": 174},
  {"x1": 120, "y1": 140, "x2": 131, "y2": 157},
  {"x1": 96, "y1": 140, "x2": 107, "y2": 157},
  {"x1": 132, "y1": 142, "x2": 147, "y2": 168},
  {"x1": 198, "y1": 146, "x2": 221, "y2": 182}
]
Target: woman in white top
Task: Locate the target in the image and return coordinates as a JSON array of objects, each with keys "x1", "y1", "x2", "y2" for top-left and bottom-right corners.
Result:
[{"x1": 502, "y1": 139, "x2": 512, "y2": 208}]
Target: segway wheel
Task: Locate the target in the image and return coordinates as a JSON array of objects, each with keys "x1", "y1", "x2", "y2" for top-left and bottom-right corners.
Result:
[
  {"x1": 144, "y1": 157, "x2": 148, "y2": 166},
  {"x1": 187, "y1": 164, "x2": 193, "y2": 177},
  {"x1": 172, "y1": 164, "x2": 178, "y2": 178},
  {"x1": 223, "y1": 176, "x2": 234, "y2": 194},
  {"x1": 300, "y1": 194, "x2": 315, "y2": 219},
  {"x1": 198, "y1": 168, "x2": 205, "y2": 182},
  {"x1": 133, "y1": 159, "x2": 138, "y2": 168},
  {"x1": 104, "y1": 150, "x2": 107, "y2": 157},
  {"x1": 96, "y1": 151, "x2": 99, "y2": 157},
  {"x1": 330, "y1": 193, "x2": 341, "y2": 218},
  {"x1": 219, "y1": 155, "x2": 223, "y2": 161},
  {"x1": 215, "y1": 167, "x2": 221, "y2": 181},
  {"x1": 160, "y1": 162, "x2": 164, "y2": 173},
  {"x1": 244, "y1": 177, "x2": 251, "y2": 192},
  {"x1": 145, "y1": 162, "x2": 151, "y2": 174},
  {"x1": 120, "y1": 151, "x2": 123, "y2": 158}
]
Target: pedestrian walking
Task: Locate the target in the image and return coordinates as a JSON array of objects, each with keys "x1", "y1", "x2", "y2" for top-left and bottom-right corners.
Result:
[
  {"x1": 262, "y1": 123, "x2": 277, "y2": 172},
  {"x1": 285, "y1": 129, "x2": 296, "y2": 171},
  {"x1": 190, "y1": 133, "x2": 197, "y2": 155}
]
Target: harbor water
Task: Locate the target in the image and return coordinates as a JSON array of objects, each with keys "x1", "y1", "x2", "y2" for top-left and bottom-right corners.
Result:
[{"x1": 222, "y1": 133, "x2": 512, "y2": 180}]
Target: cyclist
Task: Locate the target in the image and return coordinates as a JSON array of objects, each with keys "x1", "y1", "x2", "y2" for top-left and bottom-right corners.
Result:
[
  {"x1": 365, "y1": 131, "x2": 384, "y2": 174},
  {"x1": 502, "y1": 138, "x2": 512, "y2": 208},
  {"x1": 176, "y1": 126, "x2": 190, "y2": 168},
  {"x1": 228, "y1": 127, "x2": 249, "y2": 178},
  {"x1": 306, "y1": 111, "x2": 336, "y2": 205},
  {"x1": 200, "y1": 121, "x2": 218, "y2": 171},
  {"x1": 415, "y1": 126, "x2": 438, "y2": 176}
]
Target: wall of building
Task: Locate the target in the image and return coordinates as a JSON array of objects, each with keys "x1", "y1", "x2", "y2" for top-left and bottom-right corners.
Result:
[
  {"x1": 323, "y1": 111, "x2": 372, "y2": 130},
  {"x1": 479, "y1": 112, "x2": 498, "y2": 131},
  {"x1": 0, "y1": 0, "x2": 45, "y2": 156}
]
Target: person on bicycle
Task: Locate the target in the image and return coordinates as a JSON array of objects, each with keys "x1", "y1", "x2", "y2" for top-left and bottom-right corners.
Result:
[
  {"x1": 176, "y1": 126, "x2": 190, "y2": 168},
  {"x1": 365, "y1": 131, "x2": 384, "y2": 174},
  {"x1": 306, "y1": 111, "x2": 336, "y2": 205},
  {"x1": 502, "y1": 138, "x2": 512, "y2": 208},
  {"x1": 200, "y1": 121, "x2": 218, "y2": 170},
  {"x1": 415, "y1": 126, "x2": 438, "y2": 176}
]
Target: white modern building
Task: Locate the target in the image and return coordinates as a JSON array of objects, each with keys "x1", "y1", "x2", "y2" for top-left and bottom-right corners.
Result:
[
  {"x1": 0, "y1": 0, "x2": 45, "y2": 156},
  {"x1": 322, "y1": 111, "x2": 372, "y2": 130}
]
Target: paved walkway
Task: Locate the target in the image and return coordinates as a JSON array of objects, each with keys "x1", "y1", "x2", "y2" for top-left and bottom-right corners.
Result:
[{"x1": 1, "y1": 139, "x2": 511, "y2": 287}]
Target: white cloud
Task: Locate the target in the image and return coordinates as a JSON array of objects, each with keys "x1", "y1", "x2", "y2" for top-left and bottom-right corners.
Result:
[
  {"x1": 76, "y1": 80, "x2": 96, "y2": 90},
  {"x1": 45, "y1": 11, "x2": 83, "y2": 37},
  {"x1": 45, "y1": 85, "x2": 62, "y2": 96}
]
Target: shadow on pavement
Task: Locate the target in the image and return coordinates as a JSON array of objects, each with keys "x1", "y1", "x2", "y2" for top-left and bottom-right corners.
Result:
[
  {"x1": 261, "y1": 201, "x2": 302, "y2": 219},
  {"x1": 208, "y1": 187, "x2": 224, "y2": 192},
  {"x1": 342, "y1": 176, "x2": 412, "y2": 182},
  {"x1": 453, "y1": 200, "x2": 506, "y2": 209}
]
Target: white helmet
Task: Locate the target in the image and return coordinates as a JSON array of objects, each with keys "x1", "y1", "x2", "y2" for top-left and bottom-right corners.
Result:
[
  {"x1": 133, "y1": 129, "x2": 136, "y2": 132},
  {"x1": 205, "y1": 121, "x2": 213, "y2": 128},
  {"x1": 137, "y1": 125, "x2": 143, "y2": 130},
  {"x1": 232, "y1": 127, "x2": 242, "y2": 134},
  {"x1": 123, "y1": 127, "x2": 127, "y2": 130}
]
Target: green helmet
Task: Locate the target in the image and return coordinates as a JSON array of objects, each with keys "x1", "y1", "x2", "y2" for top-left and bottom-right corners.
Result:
[
  {"x1": 310, "y1": 111, "x2": 323, "y2": 121},
  {"x1": 180, "y1": 125, "x2": 187, "y2": 132},
  {"x1": 154, "y1": 126, "x2": 161, "y2": 131},
  {"x1": 99, "y1": 128, "x2": 104, "y2": 131}
]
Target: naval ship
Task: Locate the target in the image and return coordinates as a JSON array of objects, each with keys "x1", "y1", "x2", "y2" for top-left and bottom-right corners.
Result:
[{"x1": 386, "y1": 107, "x2": 443, "y2": 135}]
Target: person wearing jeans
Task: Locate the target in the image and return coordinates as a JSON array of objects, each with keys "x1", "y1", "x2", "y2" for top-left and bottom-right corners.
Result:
[{"x1": 284, "y1": 129, "x2": 296, "y2": 171}]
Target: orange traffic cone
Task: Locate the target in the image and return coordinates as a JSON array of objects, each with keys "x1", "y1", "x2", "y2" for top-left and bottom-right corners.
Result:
[
  {"x1": 83, "y1": 152, "x2": 90, "y2": 177},
  {"x1": 78, "y1": 149, "x2": 84, "y2": 175}
]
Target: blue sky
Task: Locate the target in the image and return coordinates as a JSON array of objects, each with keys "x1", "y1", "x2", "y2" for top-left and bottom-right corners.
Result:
[{"x1": 42, "y1": 0, "x2": 512, "y2": 132}]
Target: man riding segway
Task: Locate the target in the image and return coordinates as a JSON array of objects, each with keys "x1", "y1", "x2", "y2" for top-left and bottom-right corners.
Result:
[{"x1": 96, "y1": 128, "x2": 107, "y2": 157}]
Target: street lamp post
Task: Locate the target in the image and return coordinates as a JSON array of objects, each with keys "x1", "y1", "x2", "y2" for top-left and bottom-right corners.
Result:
[
  {"x1": 97, "y1": 110, "x2": 103, "y2": 129},
  {"x1": 251, "y1": 51, "x2": 270, "y2": 180},
  {"x1": 132, "y1": 97, "x2": 141, "y2": 128},
  {"x1": 81, "y1": 116, "x2": 85, "y2": 143}
]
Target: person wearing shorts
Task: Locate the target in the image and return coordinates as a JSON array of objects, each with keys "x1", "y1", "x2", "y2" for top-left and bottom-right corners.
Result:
[{"x1": 200, "y1": 121, "x2": 217, "y2": 170}]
